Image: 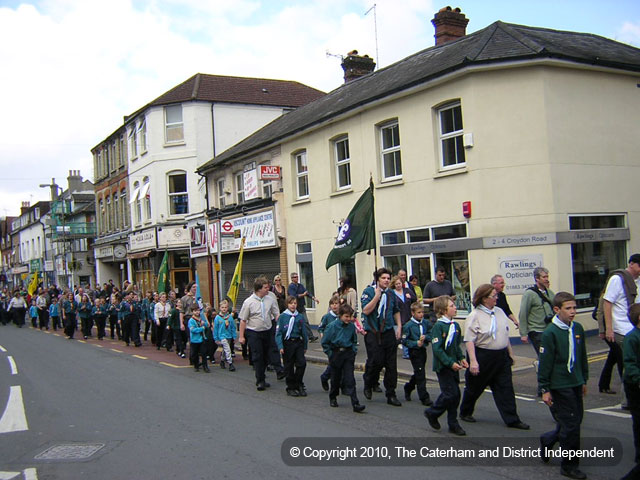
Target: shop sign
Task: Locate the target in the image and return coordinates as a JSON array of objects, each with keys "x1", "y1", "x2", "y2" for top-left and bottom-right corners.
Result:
[
  {"x1": 189, "y1": 225, "x2": 208, "y2": 258},
  {"x1": 30, "y1": 259, "x2": 42, "y2": 272},
  {"x1": 220, "y1": 209, "x2": 276, "y2": 252},
  {"x1": 12, "y1": 265, "x2": 28, "y2": 275},
  {"x1": 483, "y1": 233, "x2": 556, "y2": 249},
  {"x1": 244, "y1": 169, "x2": 259, "y2": 201},
  {"x1": 44, "y1": 260, "x2": 54, "y2": 272},
  {"x1": 498, "y1": 254, "x2": 544, "y2": 295},
  {"x1": 95, "y1": 246, "x2": 114, "y2": 259},
  {"x1": 259, "y1": 165, "x2": 281, "y2": 180},
  {"x1": 129, "y1": 228, "x2": 157, "y2": 252},
  {"x1": 208, "y1": 222, "x2": 219, "y2": 255},
  {"x1": 157, "y1": 225, "x2": 189, "y2": 249}
]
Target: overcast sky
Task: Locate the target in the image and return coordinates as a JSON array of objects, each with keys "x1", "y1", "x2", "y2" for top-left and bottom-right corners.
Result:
[{"x1": 1, "y1": 0, "x2": 639, "y2": 217}]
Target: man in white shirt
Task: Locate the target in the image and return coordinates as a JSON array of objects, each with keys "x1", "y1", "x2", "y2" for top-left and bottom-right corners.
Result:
[{"x1": 604, "y1": 253, "x2": 640, "y2": 347}]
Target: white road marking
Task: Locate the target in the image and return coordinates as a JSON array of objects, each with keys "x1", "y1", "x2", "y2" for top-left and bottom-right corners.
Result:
[
  {"x1": 7, "y1": 356, "x2": 17, "y2": 375},
  {"x1": 0, "y1": 472, "x2": 21, "y2": 480},
  {"x1": 0, "y1": 346, "x2": 6, "y2": 352},
  {"x1": 23, "y1": 468, "x2": 38, "y2": 480},
  {"x1": 0, "y1": 386, "x2": 29, "y2": 433},
  {"x1": 586, "y1": 404, "x2": 632, "y2": 419},
  {"x1": 484, "y1": 388, "x2": 536, "y2": 402}
]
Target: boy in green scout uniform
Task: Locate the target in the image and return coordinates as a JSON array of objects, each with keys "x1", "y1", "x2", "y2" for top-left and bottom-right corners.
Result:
[
  {"x1": 622, "y1": 303, "x2": 640, "y2": 480},
  {"x1": 538, "y1": 292, "x2": 588, "y2": 480},
  {"x1": 424, "y1": 295, "x2": 468, "y2": 436},
  {"x1": 402, "y1": 301, "x2": 433, "y2": 406}
]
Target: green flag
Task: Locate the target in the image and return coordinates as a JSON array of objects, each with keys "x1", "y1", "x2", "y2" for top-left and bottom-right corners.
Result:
[
  {"x1": 325, "y1": 179, "x2": 376, "y2": 270},
  {"x1": 157, "y1": 251, "x2": 169, "y2": 293}
]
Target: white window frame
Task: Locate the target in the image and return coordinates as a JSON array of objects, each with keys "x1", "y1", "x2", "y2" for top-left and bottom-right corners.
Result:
[
  {"x1": 380, "y1": 121, "x2": 402, "y2": 181},
  {"x1": 168, "y1": 172, "x2": 189, "y2": 215},
  {"x1": 294, "y1": 150, "x2": 309, "y2": 200},
  {"x1": 120, "y1": 188, "x2": 128, "y2": 227},
  {"x1": 334, "y1": 136, "x2": 351, "y2": 190},
  {"x1": 217, "y1": 178, "x2": 226, "y2": 208},
  {"x1": 165, "y1": 105, "x2": 184, "y2": 143},
  {"x1": 438, "y1": 102, "x2": 465, "y2": 170},
  {"x1": 235, "y1": 172, "x2": 244, "y2": 205},
  {"x1": 141, "y1": 177, "x2": 151, "y2": 221},
  {"x1": 119, "y1": 134, "x2": 125, "y2": 167},
  {"x1": 138, "y1": 118, "x2": 147, "y2": 154},
  {"x1": 133, "y1": 181, "x2": 142, "y2": 225},
  {"x1": 129, "y1": 126, "x2": 138, "y2": 159}
]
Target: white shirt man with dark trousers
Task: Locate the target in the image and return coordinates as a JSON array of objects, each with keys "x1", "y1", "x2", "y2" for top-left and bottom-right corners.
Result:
[
  {"x1": 238, "y1": 277, "x2": 280, "y2": 391},
  {"x1": 604, "y1": 254, "x2": 640, "y2": 348},
  {"x1": 361, "y1": 268, "x2": 403, "y2": 406}
]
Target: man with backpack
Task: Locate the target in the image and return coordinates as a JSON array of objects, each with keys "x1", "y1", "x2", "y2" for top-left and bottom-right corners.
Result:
[{"x1": 519, "y1": 267, "x2": 555, "y2": 356}]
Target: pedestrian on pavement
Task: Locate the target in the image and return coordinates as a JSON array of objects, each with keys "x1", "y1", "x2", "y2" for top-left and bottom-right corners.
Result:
[
  {"x1": 275, "y1": 296, "x2": 308, "y2": 397},
  {"x1": 36, "y1": 287, "x2": 49, "y2": 330},
  {"x1": 321, "y1": 303, "x2": 366, "y2": 413},
  {"x1": 271, "y1": 274, "x2": 287, "y2": 313},
  {"x1": 423, "y1": 295, "x2": 468, "y2": 436},
  {"x1": 319, "y1": 296, "x2": 340, "y2": 391},
  {"x1": 622, "y1": 302, "x2": 640, "y2": 480},
  {"x1": 519, "y1": 267, "x2": 555, "y2": 356},
  {"x1": 459, "y1": 284, "x2": 529, "y2": 430},
  {"x1": 423, "y1": 266, "x2": 456, "y2": 318},
  {"x1": 490, "y1": 274, "x2": 519, "y2": 328},
  {"x1": 538, "y1": 292, "x2": 588, "y2": 480},
  {"x1": 402, "y1": 301, "x2": 433, "y2": 406},
  {"x1": 288, "y1": 272, "x2": 319, "y2": 342}
]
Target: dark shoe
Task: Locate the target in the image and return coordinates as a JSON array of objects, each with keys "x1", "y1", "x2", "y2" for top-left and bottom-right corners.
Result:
[
  {"x1": 298, "y1": 387, "x2": 308, "y2": 397},
  {"x1": 203, "y1": 365, "x2": 211, "y2": 373},
  {"x1": 421, "y1": 397, "x2": 433, "y2": 407},
  {"x1": 599, "y1": 387, "x2": 616, "y2": 394},
  {"x1": 424, "y1": 409, "x2": 440, "y2": 430},
  {"x1": 266, "y1": 365, "x2": 274, "y2": 372},
  {"x1": 460, "y1": 415, "x2": 476, "y2": 423},
  {"x1": 373, "y1": 385, "x2": 383, "y2": 393},
  {"x1": 540, "y1": 438, "x2": 552, "y2": 464},
  {"x1": 263, "y1": 382, "x2": 271, "y2": 389},
  {"x1": 229, "y1": 364, "x2": 236, "y2": 372},
  {"x1": 508, "y1": 421, "x2": 530, "y2": 430},
  {"x1": 449, "y1": 425, "x2": 466, "y2": 436},
  {"x1": 286, "y1": 388, "x2": 300, "y2": 397},
  {"x1": 353, "y1": 404, "x2": 366, "y2": 413},
  {"x1": 321, "y1": 377, "x2": 329, "y2": 391},
  {"x1": 194, "y1": 367, "x2": 200, "y2": 372},
  {"x1": 364, "y1": 387, "x2": 372, "y2": 400},
  {"x1": 257, "y1": 382, "x2": 267, "y2": 391},
  {"x1": 560, "y1": 467, "x2": 587, "y2": 479},
  {"x1": 309, "y1": 336, "x2": 319, "y2": 343},
  {"x1": 622, "y1": 403, "x2": 631, "y2": 411},
  {"x1": 277, "y1": 371, "x2": 287, "y2": 381},
  {"x1": 404, "y1": 383, "x2": 412, "y2": 401},
  {"x1": 387, "y1": 396, "x2": 402, "y2": 407},
  {"x1": 220, "y1": 361, "x2": 226, "y2": 369},
  {"x1": 330, "y1": 398, "x2": 338, "y2": 407}
]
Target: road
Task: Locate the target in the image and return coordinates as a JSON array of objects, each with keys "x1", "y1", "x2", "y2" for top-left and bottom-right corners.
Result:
[{"x1": 0, "y1": 325, "x2": 634, "y2": 480}]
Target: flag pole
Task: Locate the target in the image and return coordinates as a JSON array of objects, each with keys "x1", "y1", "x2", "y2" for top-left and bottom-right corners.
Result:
[{"x1": 370, "y1": 174, "x2": 378, "y2": 272}]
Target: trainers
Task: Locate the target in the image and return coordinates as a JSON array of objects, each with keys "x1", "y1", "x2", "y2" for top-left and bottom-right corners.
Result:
[{"x1": 298, "y1": 387, "x2": 307, "y2": 397}]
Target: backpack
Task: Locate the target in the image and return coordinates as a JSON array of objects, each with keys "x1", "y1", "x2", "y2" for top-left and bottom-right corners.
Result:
[{"x1": 592, "y1": 269, "x2": 637, "y2": 334}]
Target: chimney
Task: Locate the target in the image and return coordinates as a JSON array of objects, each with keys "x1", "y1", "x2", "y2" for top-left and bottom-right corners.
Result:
[
  {"x1": 21, "y1": 201, "x2": 30, "y2": 215},
  {"x1": 67, "y1": 169, "x2": 83, "y2": 193},
  {"x1": 341, "y1": 50, "x2": 376, "y2": 83},
  {"x1": 431, "y1": 6, "x2": 469, "y2": 46}
]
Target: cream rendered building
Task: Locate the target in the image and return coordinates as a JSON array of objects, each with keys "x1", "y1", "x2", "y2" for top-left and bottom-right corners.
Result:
[{"x1": 202, "y1": 12, "x2": 640, "y2": 331}]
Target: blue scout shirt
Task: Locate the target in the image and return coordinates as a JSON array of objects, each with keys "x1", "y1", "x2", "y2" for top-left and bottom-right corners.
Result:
[
  {"x1": 321, "y1": 319, "x2": 358, "y2": 357},
  {"x1": 275, "y1": 310, "x2": 308, "y2": 350},
  {"x1": 403, "y1": 317, "x2": 432, "y2": 349}
]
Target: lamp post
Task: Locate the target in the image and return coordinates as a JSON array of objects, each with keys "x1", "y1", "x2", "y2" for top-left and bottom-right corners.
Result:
[{"x1": 39, "y1": 180, "x2": 68, "y2": 289}]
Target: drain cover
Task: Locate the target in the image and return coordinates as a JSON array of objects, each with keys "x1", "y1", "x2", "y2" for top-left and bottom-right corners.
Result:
[{"x1": 35, "y1": 443, "x2": 105, "y2": 460}]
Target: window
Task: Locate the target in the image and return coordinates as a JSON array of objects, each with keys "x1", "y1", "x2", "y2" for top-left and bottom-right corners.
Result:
[
  {"x1": 142, "y1": 176, "x2": 151, "y2": 220},
  {"x1": 104, "y1": 147, "x2": 111, "y2": 175},
  {"x1": 133, "y1": 181, "x2": 142, "y2": 224},
  {"x1": 262, "y1": 179, "x2": 273, "y2": 199},
  {"x1": 119, "y1": 134, "x2": 125, "y2": 166},
  {"x1": 296, "y1": 242, "x2": 315, "y2": 310},
  {"x1": 380, "y1": 122, "x2": 402, "y2": 180},
  {"x1": 294, "y1": 151, "x2": 309, "y2": 199},
  {"x1": 570, "y1": 214, "x2": 628, "y2": 309},
  {"x1": 138, "y1": 118, "x2": 147, "y2": 153},
  {"x1": 98, "y1": 199, "x2": 105, "y2": 234},
  {"x1": 106, "y1": 196, "x2": 112, "y2": 232},
  {"x1": 165, "y1": 105, "x2": 184, "y2": 143},
  {"x1": 129, "y1": 126, "x2": 138, "y2": 159},
  {"x1": 438, "y1": 102, "x2": 465, "y2": 168},
  {"x1": 168, "y1": 172, "x2": 188, "y2": 215},
  {"x1": 120, "y1": 188, "x2": 129, "y2": 227},
  {"x1": 110, "y1": 141, "x2": 117, "y2": 171},
  {"x1": 235, "y1": 172, "x2": 244, "y2": 205},
  {"x1": 382, "y1": 231, "x2": 406, "y2": 245},
  {"x1": 334, "y1": 136, "x2": 351, "y2": 189},
  {"x1": 217, "y1": 178, "x2": 226, "y2": 208},
  {"x1": 114, "y1": 193, "x2": 120, "y2": 230},
  {"x1": 408, "y1": 228, "x2": 430, "y2": 243}
]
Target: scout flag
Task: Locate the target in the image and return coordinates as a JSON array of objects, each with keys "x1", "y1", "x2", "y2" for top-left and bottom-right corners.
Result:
[
  {"x1": 226, "y1": 237, "x2": 245, "y2": 308},
  {"x1": 325, "y1": 179, "x2": 376, "y2": 270},
  {"x1": 156, "y1": 251, "x2": 169, "y2": 293},
  {"x1": 27, "y1": 272, "x2": 39, "y2": 296}
]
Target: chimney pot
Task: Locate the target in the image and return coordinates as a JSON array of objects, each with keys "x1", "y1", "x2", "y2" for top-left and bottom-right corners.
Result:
[
  {"x1": 341, "y1": 51, "x2": 376, "y2": 84},
  {"x1": 432, "y1": 6, "x2": 469, "y2": 46}
]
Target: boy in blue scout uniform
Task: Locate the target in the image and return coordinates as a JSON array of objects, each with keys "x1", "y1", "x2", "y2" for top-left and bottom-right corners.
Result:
[
  {"x1": 321, "y1": 303, "x2": 366, "y2": 413},
  {"x1": 361, "y1": 268, "x2": 403, "y2": 406},
  {"x1": 424, "y1": 295, "x2": 468, "y2": 436},
  {"x1": 538, "y1": 292, "x2": 588, "y2": 480},
  {"x1": 276, "y1": 296, "x2": 309, "y2": 397},
  {"x1": 402, "y1": 301, "x2": 433, "y2": 406}
]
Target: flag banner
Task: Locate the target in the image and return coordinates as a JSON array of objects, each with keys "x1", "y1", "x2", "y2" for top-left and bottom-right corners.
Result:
[
  {"x1": 156, "y1": 251, "x2": 169, "y2": 293},
  {"x1": 325, "y1": 180, "x2": 376, "y2": 270},
  {"x1": 27, "y1": 272, "x2": 39, "y2": 296},
  {"x1": 226, "y1": 237, "x2": 246, "y2": 308}
]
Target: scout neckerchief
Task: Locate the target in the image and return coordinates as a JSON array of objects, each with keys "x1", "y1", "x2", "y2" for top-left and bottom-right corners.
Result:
[
  {"x1": 411, "y1": 317, "x2": 424, "y2": 337},
  {"x1": 285, "y1": 310, "x2": 299, "y2": 339},
  {"x1": 477, "y1": 304, "x2": 497, "y2": 339},
  {"x1": 552, "y1": 315, "x2": 575, "y2": 372},
  {"x1": 437, "y1": 316, "x2": 456, "y2": 348},
  {"x1": 377, "y1": 288, "x2": 388, "y2": 319},
  {"x1": 220, "y1": 312, "x2": 231, "y2": 328},
  {"x1": 252, "y1": 293, "x2": 271, "y2": 328}
]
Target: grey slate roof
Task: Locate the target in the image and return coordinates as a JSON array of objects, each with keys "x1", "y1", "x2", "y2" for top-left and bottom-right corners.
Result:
[{"x1": 197, "y1": 20, "x2": 640, "y2": 173}]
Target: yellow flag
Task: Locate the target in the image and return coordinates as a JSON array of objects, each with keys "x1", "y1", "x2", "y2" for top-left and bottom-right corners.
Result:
[
  {"x1": 28, "y1": 272, "x2": 39, "y2": 296},
  {"x1": 226, "y1": 238, "x2": 245, "y2": 308}
]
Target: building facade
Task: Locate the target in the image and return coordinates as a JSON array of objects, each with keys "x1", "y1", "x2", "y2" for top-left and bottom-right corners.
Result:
[{"x1": 9, "y1": 201, "x2": 51, "y2": 289}]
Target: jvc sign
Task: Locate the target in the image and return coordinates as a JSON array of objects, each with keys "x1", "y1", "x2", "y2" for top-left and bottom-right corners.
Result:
[{"x1": 259, "y1": 165, "x2": 281, "y2": 180}]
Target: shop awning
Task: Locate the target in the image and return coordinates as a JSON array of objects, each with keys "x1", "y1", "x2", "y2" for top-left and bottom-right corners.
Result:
[{"x1": 127, "y1": 249, "x2": 153, "y2": 259}]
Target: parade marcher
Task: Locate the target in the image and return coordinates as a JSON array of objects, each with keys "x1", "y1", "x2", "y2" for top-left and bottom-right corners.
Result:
[
  {"x1": 154, "y1": 292, "x2": 171, "y2": 351},
  {"x1": 392, "y1": 274, "x2": 413, "y2": 359},
  {"x1": 402, "y1": 302, "x2": 433, "y2": 406},
  {"x1": 61, "y1": 291, "x2": 78, "y2": 339},
  {"x1": 265, "y1": 277, "x2": 285, "y2": 379},
  {"x1": 29, "y1": 299, "x2": 39, "y2": 328},
  {"x1": 168, "y1": 301, "x2": 186, "y2": 358},
  {"x1": 49, "y1": 296, "x2": 60, "y2": 331},
  {"x1": 275, "y1": 295, "x2": 309, "y2": 397},
  {"x1": 36, "y1": 288, "x2": 49, "y2": 330},
  {"x1": 319, "y1": 295, "x2": 340, "y2": 391},
  {"x1": 424, "y1": 295, "x2": 468, "y2": 436},
  {"x1": 214, "y1": 300, "x2": 237, "y2": 371},
  {"x1": 78, "y1": 294, "x2": 93, "y2": 339},
  {"x1": 321, "y1": 303, "x2": 366, "y2": 413},
  {"x1": 9, "y1": 291, "x2": 28, "y2": 328},
  {"x1": 141, "y1": 291, "x2": 152, "y2": 342},
  {"x1": 92, "y1": 297, "x2": 108, "y2": 340},
  {"x1": 361, "y1": 267, "x2": 403, "y2": 406},
  {"x1": 188, "y1": 306, "x2": 209, "y2": 372},
  {"x1": 0, "y1": 292, "x2": 9, "y2": 326},
  {"x1": 238, "y1": 277, "x2": 280, "y2": 391},
  {"x1": 459, "y1": 284, "x2": 529, "y2": 430},
  {"x1": 539, "y1": 292, "x2": 588, "y2": 480},
  {"x1": 622, "y1": 303, "x2": 640, "y2": 480},
  {"x1": 108, "y1": 288, "x2": 121, "y2": 340},
  {"x1": 128, "y1": 293, "x2": 143, "y2": 347}
]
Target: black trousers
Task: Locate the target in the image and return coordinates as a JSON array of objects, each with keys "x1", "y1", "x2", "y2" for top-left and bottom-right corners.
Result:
[
  {"x1": 599, "y1": 339, "x2": 623, "y2": 390},
  {"x1": 406, "y1": 347, "x2": 430, "y2": 402},
  {"x1": 166, "y1": 328, "x2": 183, "y2": 353},
  {"x1": 269, "y1": 323, "x2": 284, "y2": 372},
  {"x1": 246, "y1": 329, "x2": 271, "y2": 383},
  {"x1": 51, "y1": 315, "x2": 60, "y2": 330},
  {"x1": 363, "y1": 329, "x2": 398, "y2": 397},
  {"x1": 528, "y1": 331, "x2": 543, "y2": 358},
  {"x1": 283, "y1": 338, "x2": 306, "y2": 390},
  {"x1": 330, "y1": 349, "x2": 359, "y2": 406},
  {"x1": 128, "y1": 316, "x2": 141, "y2": 346},
  {"x1": 121, "y1": 317, "x2": 131, "y2": 344},
  {"x1": 30, "y1": 315, "x2": 38, "y2": 328},
  {"x1": 460, "y1": 347, "x2": 520, "y2": 425},
  {"x1": 428, "y1": 367, "x2": 461, "y2": 428},
  {"x1": 624, "y1": 381, "x2": 640, "y2": 464},
  {"x1": 39, "y1": 309, "x2": 49, "y2": 329},
  {"x1": 13, "y1": 307, "x2": 26, "y2": 326},
  {"x1": 109, "y1": 314, "x2": 121, "y2": 339},
  {"x1": 156, "y1": 319, "x2": 168, "y2": 348},
  {"x1": 541, "y1": 386, "x2": 584, "y2": 469},
  {"x1": 95, "y1": 315, "x2": 106, "y2": 339},
  {"x1": 80, "y1": 316, "x2": 92, "y2": 337},
  {"x1": 190, "y1": 341, "x2": 207, "y2": 369},
  {"x1": 64, "y1": 313, "x2": 77, "y2": 338}
]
